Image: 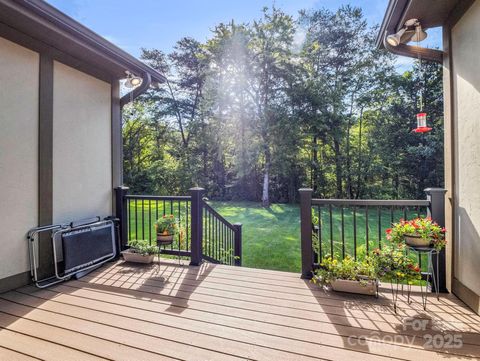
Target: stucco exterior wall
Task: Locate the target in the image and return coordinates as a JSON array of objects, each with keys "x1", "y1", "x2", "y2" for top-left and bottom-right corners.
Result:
[
  {"x1": 52, "y1": 61, "x2": 112, "y2": 224},
  {"x1": 451, "y1": 0, "x2": 480, "y2": 296},
  {"x1": 0, "y1": 37, "x2": 39, "y2": 280}
]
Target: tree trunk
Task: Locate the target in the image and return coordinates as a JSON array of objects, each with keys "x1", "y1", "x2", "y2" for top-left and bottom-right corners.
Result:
[
  {"x1": 262, "y1": 147, "x2": 271, "y2": 207},
  {"x1": 355, "y1": 108, "x2": 364, "y2": 199},
  {"x1": 333, "y1": 138, "x2": 343, "y2": 198},
  {"x1": 345, "y1": 118, "x2": 352, "y2": 198}
]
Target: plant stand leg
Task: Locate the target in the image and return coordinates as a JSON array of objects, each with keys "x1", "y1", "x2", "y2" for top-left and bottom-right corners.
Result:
[
  {"x1": 432, "y1": 250, "x2": 440, "y2": 301},
  {"x1": 391, "y1": 280, "x2": 399, "y2": 314},
  {"x1": 407, "y1": 283, "x2": 411, "y2": 304}
]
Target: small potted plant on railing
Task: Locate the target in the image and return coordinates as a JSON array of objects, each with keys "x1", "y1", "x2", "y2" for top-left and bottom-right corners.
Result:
[
  {"x1": 121, "y1": 239, "x2": 158, "y2": 264},
  {"x1": 386, "y1": 217, "x2": 446, "y2": 250},
  {"x1": 155, "y1": 215, "x2": 177, "y2": 244},
  {"x1": 312, "y1": 256, "x2": 378, "y2": 296}
]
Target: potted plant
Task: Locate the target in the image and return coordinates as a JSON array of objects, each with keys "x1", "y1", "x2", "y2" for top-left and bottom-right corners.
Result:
[
  {"x1": 386, "y1": 217, "x2": 446, "y2": 250},
  {"x1": 155, "y1": 215, "x2": 178, "y2": 244},
  {"x1": 373, "y1": 245, "x2": 422, "y2": 284},
  {"x1": 121, "y1": 239, "x2": 158, "y2": 264},
  {"x1": 313, "y1": 256, "x2": 378, "y2": 296}
]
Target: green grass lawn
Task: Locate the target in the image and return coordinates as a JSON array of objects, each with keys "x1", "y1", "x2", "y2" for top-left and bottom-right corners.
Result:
[
  {"x1": 210, "y1": 201, "x2": 427, "y2": 273},
  {"x1": 209, "y1": 201, "x2": 301, "y2": 272}
]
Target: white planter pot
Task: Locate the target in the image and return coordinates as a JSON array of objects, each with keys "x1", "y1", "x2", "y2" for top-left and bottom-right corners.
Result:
[
  {"x1": 331, "y1": 278, "x2": 377, "y2": 296},
  {"x1": 121, "y1": 249, "x2": 155, "y2": 264},
  {"x1": 404, "y1": 234, "x2": 431, "y2": 247}
]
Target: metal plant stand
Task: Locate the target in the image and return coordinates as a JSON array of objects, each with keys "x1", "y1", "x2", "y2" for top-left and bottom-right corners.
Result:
[{"x1": 407, "y1": 246, "x2": 440, "y2": 310}]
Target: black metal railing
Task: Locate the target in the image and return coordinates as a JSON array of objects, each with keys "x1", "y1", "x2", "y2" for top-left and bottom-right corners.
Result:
[
  {"x1": 300, "y1": 188, "x2": 447, "y2": 292},
  {"x1": 202, "y1": 201, "x2": 242, "y2": 266},
  {"x1": 115, "y1": 187, "x2": 241, "y2": 266},
  {"x1": 125, "y1": 194, "x2": 192, "y2": 258},
  {"x1": 311, "y1": 199, "x2": 429, "y2": 261}
]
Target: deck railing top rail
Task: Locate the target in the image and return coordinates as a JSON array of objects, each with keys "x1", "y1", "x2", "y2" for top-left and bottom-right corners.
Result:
[
  {"x1": 125, "y1": 195, "x2": 191, "y2": 201},
  {"x1": 312, "y1": 198, "x2": 430, "y2": 207},
  {"x1": 203, "y1": 201, "x2": 237, "y2": 231}
]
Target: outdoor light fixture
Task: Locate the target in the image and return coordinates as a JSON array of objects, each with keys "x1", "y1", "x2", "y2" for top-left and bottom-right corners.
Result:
[
  {"x1": 124, "y1": 71, "x2": 142, "y2": 88},
  {"x1": 386, "y1": 27, "x2": 407, "y2": 47},
  {"x1": 386, "y1": 19, "x2": 427, "y2": 47},
  {"x1": 411, "y1": 22, "x2": 427, "y2": 42}
]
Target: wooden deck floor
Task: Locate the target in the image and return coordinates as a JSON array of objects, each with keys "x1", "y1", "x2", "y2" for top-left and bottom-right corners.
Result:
[{"x1": 0, "y1": 260, "x2": 479, "y2": 361}]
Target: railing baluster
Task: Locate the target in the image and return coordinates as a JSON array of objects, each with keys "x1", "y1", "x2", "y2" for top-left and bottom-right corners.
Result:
[
  {"x1": 378, "y1": 206, "x2": 382, "y2": 250},
  {"x1": 135, "y1": 199, "x2": 138, "y2": 241},
  {"x1": 341, "y1": 207, "x2": 345, "y2": 259},
  {"x1": 148, "y1": 200, "x2": 152, "y2": 244},
  {"x1": 353, "y1": 206, "x2": 357, "y2": 260},
  {"x1": 329, "y1": 204, "x2": 333, "y2": 258},
  {"x1": 141, "y1": 199, "x2": 145, "y2": 242},
  {"x1": 318, "y1": 205, "x2": 322, "y2": 260},
  {"x1": 178, "y1": 200, "x2": 181, "y2": 251},
  {"x1": 186, "y1": 201, "x2": 190, "y2": 251},
  {"x1": 365, "y1": 205, "x2": 369, "y2": 254}
]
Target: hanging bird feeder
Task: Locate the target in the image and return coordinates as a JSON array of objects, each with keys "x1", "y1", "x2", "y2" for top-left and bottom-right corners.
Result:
[
  {"x1": 411, "y1": 21, "x2": 432, "y2": 134},
  {"x1": 413, "y1": 112, "x2": 432, "y2": 133}
]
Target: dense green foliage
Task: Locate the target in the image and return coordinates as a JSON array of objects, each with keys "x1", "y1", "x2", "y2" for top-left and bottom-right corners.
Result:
[{"x1": 123, "y1": 5, "x2": 443, "y2": 202}]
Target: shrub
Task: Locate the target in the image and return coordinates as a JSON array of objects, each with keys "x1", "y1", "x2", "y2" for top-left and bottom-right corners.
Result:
[
  {"x1": 313, "y1": 256, "x2": 377, "y2": 286},
  {"x1": 127, "y1": 239, "x2": 158, "y2": 255}
]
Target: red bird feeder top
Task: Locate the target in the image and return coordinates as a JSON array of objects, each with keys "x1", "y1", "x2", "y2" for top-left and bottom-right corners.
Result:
[{"x1": 413, "y1": 112, "x2": 432, "y2": 133}]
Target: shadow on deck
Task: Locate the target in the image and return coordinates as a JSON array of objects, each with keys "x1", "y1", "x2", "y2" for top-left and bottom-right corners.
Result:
[{"x1": 0, "y1": 259, "x2": 479, "y2": 360}]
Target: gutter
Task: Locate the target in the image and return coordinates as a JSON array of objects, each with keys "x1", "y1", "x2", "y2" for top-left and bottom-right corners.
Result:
[
  {"x1": 383, "y1": 31, "x2": 444, "y2": 64},
  {"x1": 120, "y1": 72, "x2": 152, "y2": 108},
  {"x1": 18, "y1": 0, "x2": 166, "y2": 83}
]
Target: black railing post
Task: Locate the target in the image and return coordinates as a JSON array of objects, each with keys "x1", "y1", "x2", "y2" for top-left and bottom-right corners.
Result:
[
  {"x1": 190, "y1": 187, "x2": 204, "y2": 266},
  {"x1": 425, "y1": 187, "x2": 448, "y2": 293},
  {"x1": 115, "y1": 186, "x2": 129, "y2": 255},
  {"x1": 300, "y1": 188, "x2": 314, "y2": 279},
  {"x1": 233, "y1": 223, "x2": 242, "y2": 266}
]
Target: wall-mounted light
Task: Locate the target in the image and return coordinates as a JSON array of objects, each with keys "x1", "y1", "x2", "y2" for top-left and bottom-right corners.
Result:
[
  {"x1": 386, "y1": 19, "x2": 427, "y2": 47},
  {"x1": 411, "y1": 23, "x2": 427, "y2": 43},
  {"x1": 386, "y1": 27, "x2": 407, "y2": 47},
  {"x1": 124, "y1": 71, "x2": 143, "y2": 88}
]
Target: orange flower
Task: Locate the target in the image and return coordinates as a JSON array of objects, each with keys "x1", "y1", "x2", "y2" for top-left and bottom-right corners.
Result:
[{"x1": 386, "y1": 228, "x2": 392, "y2": 234}]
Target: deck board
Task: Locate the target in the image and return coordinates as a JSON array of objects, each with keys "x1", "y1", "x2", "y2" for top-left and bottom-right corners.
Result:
[{"x1": 1, "y1": 260, "x2": 479, "y2": 361}]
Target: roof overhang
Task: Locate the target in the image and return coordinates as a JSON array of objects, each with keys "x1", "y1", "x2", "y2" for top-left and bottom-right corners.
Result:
[
  {"x1": 0, "y1": 0, "x2": 166, "y2": 83},
  {"x1": 376, "y1": 0, "x2": 461, "y2": 49}
]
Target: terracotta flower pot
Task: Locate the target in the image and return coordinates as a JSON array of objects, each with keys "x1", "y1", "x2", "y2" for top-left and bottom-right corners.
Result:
[
  {"x1": 330, "y1": 278, "x2": 377, "y2": 296},
  {"x1": 121, "y1": 249, "x2": 155, "y2": 264},
  {"x1": 404, "y1": 234, "x2": 431, "y2": 247},
  {"x1": 157, "y1": 233, "x2": 174, "y2": 244}
]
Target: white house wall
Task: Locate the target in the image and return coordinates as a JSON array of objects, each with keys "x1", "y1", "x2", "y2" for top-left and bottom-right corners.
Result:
[
  {"x1": 451, "y1": 0, "x2": 480, "y2": 297},
  {"x1": 0, "y1": 36, "x2": 39, "y2": 280},
  {"x1": 52, "y1": 61, "x2": 112, "y2": 225}
]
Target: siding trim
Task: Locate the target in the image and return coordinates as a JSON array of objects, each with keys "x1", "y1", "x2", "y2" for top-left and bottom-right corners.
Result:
[
  {"x1": 111, "y1": 79, "x2": 122, "y2": 209},
  {"x1": 0, "y1": 271, "x2": 31, "y2": 294},
  {"x1": 453, "y1": 277, "x2": 480, "y2": 314},
  {"x1": 37, "y1": 53, "x2": 54, "y2": 279}
]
